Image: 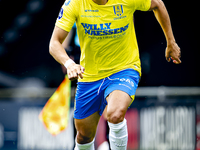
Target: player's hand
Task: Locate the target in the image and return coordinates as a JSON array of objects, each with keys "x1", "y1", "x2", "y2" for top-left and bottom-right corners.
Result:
[
  {"x1": 165, "y1": 42, "x2": 181, "y2": 64},
  {"x1": 67, "y1": 63, "x2": 85, "y2": 81}
]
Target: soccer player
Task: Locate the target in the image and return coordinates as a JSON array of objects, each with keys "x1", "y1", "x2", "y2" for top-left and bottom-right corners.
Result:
[{"x1": 49, "y1": 0, "x2": 181, "y2": 149}]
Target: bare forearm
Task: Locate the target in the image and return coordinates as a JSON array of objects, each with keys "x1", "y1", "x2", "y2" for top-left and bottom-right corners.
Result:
[
  {"x1": 49, "y1": 40, "x2": 70, "y2": 65},
  {"x1": 49, "y1": 26, "x2": 70, "y2": 65},
  {"x1": 152, "y1": 0, "x2": 175, "y2": 44},
  {"x1": 150, "y1": 0, "x2": 181, "y2": 64}
]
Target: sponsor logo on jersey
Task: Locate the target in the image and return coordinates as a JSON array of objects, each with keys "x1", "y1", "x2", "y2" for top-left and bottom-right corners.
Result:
[
  {"x1": 58, "y1": 8, "x2": 63, "y2": 19},
  {"x1": 81, "y1": 15, "x2": 101, "y2": 18},
  {"x1": 85, "y1": 9, "x2": 99, "y2": 12},
  {"x1": 81, "y1": 23, "x2": 129, "y2": 36},
  {"x1": 113, "y1": 5, "x2": 124, "y2": 16}
]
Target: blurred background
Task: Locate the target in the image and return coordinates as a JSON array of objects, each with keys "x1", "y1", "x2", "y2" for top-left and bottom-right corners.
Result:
[{"x1": 0, "y1": 0, "x2": 199, "y2": 150}]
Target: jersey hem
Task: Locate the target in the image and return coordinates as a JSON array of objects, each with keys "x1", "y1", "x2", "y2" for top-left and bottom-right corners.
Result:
[{"x1": 78, "y1": 66, "x2": 141, "y2": 82}]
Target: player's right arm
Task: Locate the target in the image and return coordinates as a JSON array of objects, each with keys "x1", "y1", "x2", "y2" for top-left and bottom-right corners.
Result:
[{"x1": 49, "y1": 26, "x2": 84, "y2": 80}]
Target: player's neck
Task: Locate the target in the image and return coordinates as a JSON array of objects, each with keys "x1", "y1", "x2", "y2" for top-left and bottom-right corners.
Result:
[{"x1": 92, "y1": 0, "x2": 108, "y2": 5}]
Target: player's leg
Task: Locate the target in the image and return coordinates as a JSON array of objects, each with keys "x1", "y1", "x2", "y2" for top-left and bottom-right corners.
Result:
[
  {"x1": 74, "y1": 111, "x2": 100, "y2": 150},
  {"x1": 74, "y1": 78, "x2": 106, "y2": 149},
  {"x1": 106, "y1": 90, "x2": 131, "y2": 123},
  {"x1": 106, "y1": 90, "x2": 131, "y2": 150},
  {"x1": 103, "y1": 69, "x2": 140, "y2": 150}
]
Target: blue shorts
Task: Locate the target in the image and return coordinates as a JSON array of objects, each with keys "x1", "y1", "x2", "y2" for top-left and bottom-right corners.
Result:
[{"x1": 74, "y1": 69, "x2": 140, "y2": 119}]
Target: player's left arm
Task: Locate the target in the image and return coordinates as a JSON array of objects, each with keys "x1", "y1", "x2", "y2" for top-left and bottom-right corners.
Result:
[{"x1": 149, "y1": 0, "x2": 181, "y2": 64}]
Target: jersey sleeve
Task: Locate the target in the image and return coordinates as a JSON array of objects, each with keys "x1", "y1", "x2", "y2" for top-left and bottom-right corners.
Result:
[
  {"x1": 133, "y1": 0, "x2": 151, "y2": 11},
  {"x1": 55, "y1": 0, "x2": 79, "y2": 32}
]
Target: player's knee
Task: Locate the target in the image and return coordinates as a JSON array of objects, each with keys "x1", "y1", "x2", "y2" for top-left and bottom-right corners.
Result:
[
  {"x1": 107, "y1": 109, "x2": 125, "y2": 124},
  {"x1": 76, "y1": 131, "x2": 95, "y2": 144}
]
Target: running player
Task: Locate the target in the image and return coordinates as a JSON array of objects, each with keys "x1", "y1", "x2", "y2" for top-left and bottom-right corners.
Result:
[{"x1": 49, "y1": 0, "x2": 181, "y2": 149}]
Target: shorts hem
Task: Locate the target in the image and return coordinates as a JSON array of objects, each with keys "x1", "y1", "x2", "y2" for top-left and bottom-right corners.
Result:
[
  {"x1": 74, "y1": 109, "x2": 101, "y2": 119},
  {"x1": 105, "y1": 88, "x2": 135, "y2": 107},
  {"x1": 105, "y1": 88, "x2": 134, "y2": 100}
]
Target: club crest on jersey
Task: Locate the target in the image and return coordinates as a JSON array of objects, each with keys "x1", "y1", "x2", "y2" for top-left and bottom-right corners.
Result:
[{"x1": 113, "y1": 5, "x2": 124, "y2": 16}]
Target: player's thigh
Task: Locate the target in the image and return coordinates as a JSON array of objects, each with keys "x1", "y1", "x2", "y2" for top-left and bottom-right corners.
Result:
[
  {"x1": 75, "y1": 111, "x2": 101, "y2": 142},
  {"x1": 106, "y1": 90, "x2": 132, "y2": 123}
]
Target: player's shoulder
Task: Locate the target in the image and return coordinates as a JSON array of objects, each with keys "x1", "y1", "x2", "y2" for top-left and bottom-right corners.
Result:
[
  {"x1": 119, "y1": 0, "x2": 151, "y2": 11},
  {"x1": 61, "y1": 0, "x2": 82, "y2": 16},
  {"x1": 63, "y1": 0, "x2": 82, "y2": 9}
]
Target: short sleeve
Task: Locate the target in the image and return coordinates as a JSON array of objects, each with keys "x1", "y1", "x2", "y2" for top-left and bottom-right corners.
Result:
[
  {"x1": 134, "y1": 0, "x2": 151, "y2": 11},
  {"x1": 55, "y1": 0, "x2": 79, "y2": 32}
]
